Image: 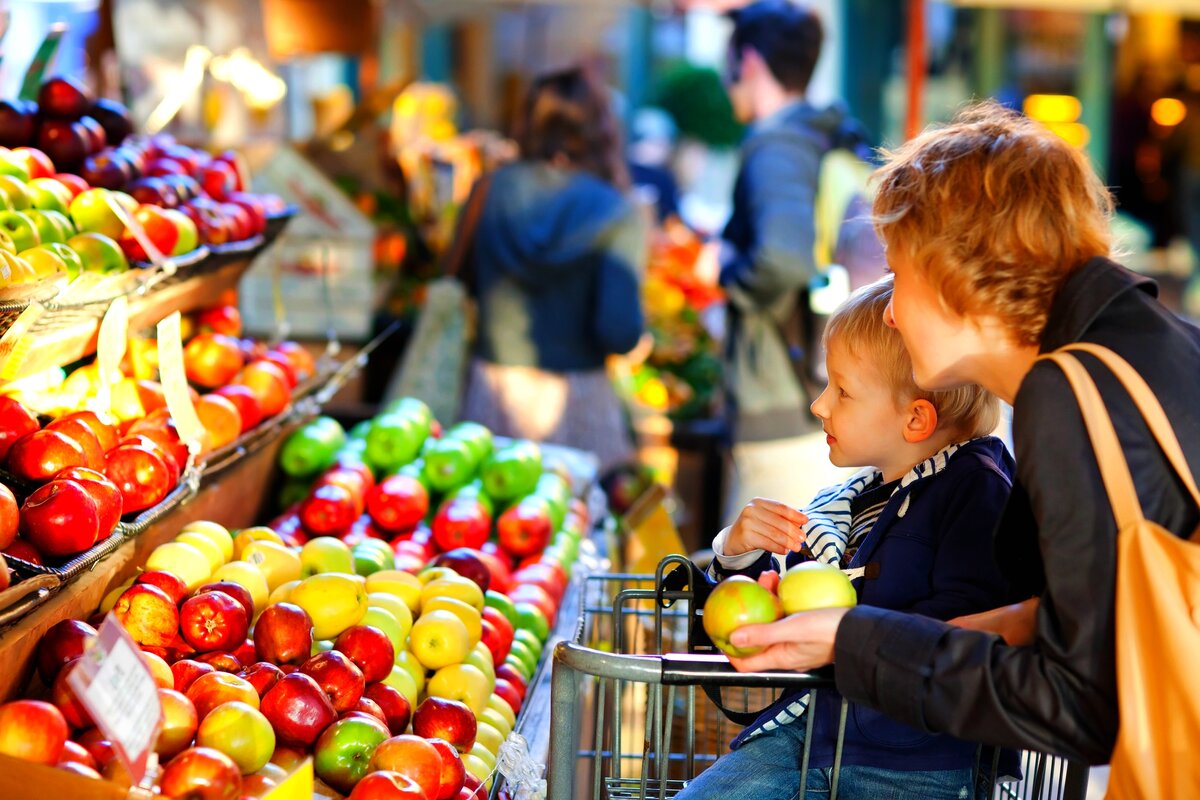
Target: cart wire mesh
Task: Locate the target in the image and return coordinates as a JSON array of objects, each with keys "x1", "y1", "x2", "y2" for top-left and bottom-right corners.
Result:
[{"x1": 548, "y1": 555, "x2": 1088, "y2": 800}]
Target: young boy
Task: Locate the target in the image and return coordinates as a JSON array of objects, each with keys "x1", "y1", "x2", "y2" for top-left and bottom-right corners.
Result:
[{"x1": 683, "y1": 277, "x2": 1015, "y2": 800}]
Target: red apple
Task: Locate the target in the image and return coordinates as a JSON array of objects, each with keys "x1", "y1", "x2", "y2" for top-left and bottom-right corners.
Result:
[
  {"x1": 479, "y1": 619, "x2": 509, "y2": 669},
  {"x1": 237, "y1": 661, "x2": 284, "y2": 698},
  {"x1": 363, "y1": 682, "x2": 412, "y2": 736},
  {"x1": 367, "y1": 475, "x2": 430, "y2": 534},
  {"x1": 194, "y1": 581, "x2": 254, "y2": 623},
  {"x1": 193, "y1": 651, "x2": 242, "y2": 673},
  {"x1": 111, "y1": 583, "x2": 179, "y2": 648},
  {"x1": 299, "y1": 482, "x2": 358, "y2": 536},
  {"x1": 3, "y1": 537, "x2": 42, "y2": 565},
  {"x1": 0, "y1": 485, "x2": 16, "y2": 553},
  {"x1": 344, "y1": 696, "x2": 388, "y2": 727},
  {"x1": 253, "y1": 602, "x2": 314, "y2": 665},
  {"x1": 54, "y1": 466, "x2": 123, "y2": 540},
  {"x1": 36, "y1": 618, "x2": 98, "y2": 686},
  {"x1": 118, "y1": 204, "x2": 179, "y2": 262},
  {"x1": 50, "y1": 658, "x2": 93, "y2": 729},
  {"x1": 0, "y1": 700, "x2": 69, "y2": 764},
  {"x1": 460, "y1": 773, "x2": 485, "y2": 800},
  {"x1": 334, "y1": 625, "x2": 396, "y2": 684},
  {"x1": 58, "y1": 739, "x2": 97, "y2": 771},
  {"x1": 236, "y1": 360, "x2": 291, "y2": 419},
  {"x1": 481, "y1": 608, "x2": 514, "y2": 660},
  {"x1": 300, "y1": 650, "x2": 366, "y2": 713},
  {"x1": 0, "y1": 395, "x2": 40, "y2": 462},
  {"x1": 159, "y1": 746, "x2": 242, "y2": 800},
  {"x1": 198, "y1": 161, "x2": 238, "y2": 201},
  {"x1": 184, "y1": 332, "x2": 244, "y2": 390},
  {"x1": 427, "y1": 737, "x2": 467, "y2": 800},
  {"x1": 430, "y1": 549, "x2": 491, "y2": 594},
  {"x1": 513, "y1": 563, "x2": 566, "y2": 605},
  {"x1": 493, "y1": 677, "x2": 523, "y2": 716},
  {"x1": 186, "y1": 671, "x2": 259, "y2": 722},
  {"x1": 7, "y1": 429, "x2": 86, "y2": 483},
  {"x1": 45, "y1": 416, "x2": 106, "y2": 472},
  {"x1": 260, "y1": 671, "x2": 337, "y2": 748},
  {"x1": 134, "y1": 569, "x2": 189, "y2": 606},
  {"x1": 350, "y1": 770, "x2": 430, "y2": 800},
  {"x1": 368, "y1": 735, "x2": 442, "y2": 798},
  {"x1": 157, "y1": 688, "x2": 199, "y2": 759},
  {"x1": 172, "y1": 658, "x2": 217, "y2": 693},
  {"x1": 412, "y1": 697, "x2": 477, "y2": 753},
  {"x1": 212, "y1": 384, "x2": 263, "y2": 433},
  {"x1": 261, "y1": 350, "x2": 298, "y2": 389},
  {"x1": 104, "y1": 443, "x2": 171, "y2": 514},
  {"x1": 494, "y1": 663, "x2": 527, "y2": 695},
  {"x1": 509, "y1": 584, "x2": 558, "y2": 625},
  {"x1": 432, "y1": 499, "x2": 491, "y2": 552},
  {"x1": 496, "y1": 499, "x2": 553, "y2": 559}
]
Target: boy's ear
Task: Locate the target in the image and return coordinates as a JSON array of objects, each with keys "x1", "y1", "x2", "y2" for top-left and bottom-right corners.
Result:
[{"x1": 902, "y1": 398, "x2": 939, "y2": 444}]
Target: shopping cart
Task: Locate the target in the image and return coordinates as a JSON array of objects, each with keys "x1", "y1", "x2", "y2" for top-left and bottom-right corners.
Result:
[{"x1": 547, "y1": 555, "x2": 1089, "y2": 800}]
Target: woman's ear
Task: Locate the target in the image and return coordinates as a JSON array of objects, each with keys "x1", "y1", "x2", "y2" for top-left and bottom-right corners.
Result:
[{"x1": 902, "y1": 398, "x2": 939, "y2": 444}]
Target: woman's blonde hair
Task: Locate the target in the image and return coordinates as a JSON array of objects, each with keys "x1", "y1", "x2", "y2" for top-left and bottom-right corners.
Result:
[
  {"x1": 825, "y1": 277, "x2": 999, "y2": 440},
  {"x1": 872, "y1": 101, "x2": 1114, "y2": 346}
]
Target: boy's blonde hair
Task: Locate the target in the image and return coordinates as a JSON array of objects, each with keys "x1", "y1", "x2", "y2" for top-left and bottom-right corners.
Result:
[
  {"x1": 872, "y1": 101, "x2": 1114, "y2": 347},
  {"x1": 825, "y1": 276, "x2": 999, "y2": 439}
]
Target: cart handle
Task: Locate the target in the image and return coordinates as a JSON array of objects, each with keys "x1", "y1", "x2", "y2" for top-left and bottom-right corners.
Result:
[{"x1": 552, "y1": 641, "x2": 837, "y2": 689}]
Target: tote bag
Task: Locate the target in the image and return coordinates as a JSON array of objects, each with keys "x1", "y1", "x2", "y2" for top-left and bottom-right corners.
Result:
[
  {"x1": 386, "y1": 174, "x2": 492, "y2": 423},
  {"x1": 1039, "y1": 344, "x2": 1200, "y2": 799}
]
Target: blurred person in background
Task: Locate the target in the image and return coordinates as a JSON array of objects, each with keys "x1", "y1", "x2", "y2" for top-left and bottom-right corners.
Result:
[
  {"x1": 628, "y1": 107, "x2": 683, "y2": 225},
  {"x1": 701, "y1": 0, "x2": 849, "y2": 518},
  {"x1": 460, "y1": 66, "x2": 646, "y2": 474}
]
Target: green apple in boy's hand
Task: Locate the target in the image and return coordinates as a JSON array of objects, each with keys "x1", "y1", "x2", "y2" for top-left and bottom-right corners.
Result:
[
  {"x1": 703, "y1": 575, "x2": 783, "y2": 657},
  {"x1": 777, "y1": 562, "x2": 857, "y2": 615}
]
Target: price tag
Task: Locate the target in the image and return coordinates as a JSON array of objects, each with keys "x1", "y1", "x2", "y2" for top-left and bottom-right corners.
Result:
[
  {"x1": 67, "y1": 615, "x2": 162, "y2": 785},
  {"x1": 104, "y1": 193, "x2": 173, "y2": 272},
  {"x1": 156, "y1": 312, "x2": 206, "y2": 456},
  {"x1": 91, "y1": 296, "x2": 129, "y2": 415}
]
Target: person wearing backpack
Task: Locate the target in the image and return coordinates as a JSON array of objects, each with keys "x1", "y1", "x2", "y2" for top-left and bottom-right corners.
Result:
[{"x1": 708, "y1": 0, "x2": 856, "y2": 518}]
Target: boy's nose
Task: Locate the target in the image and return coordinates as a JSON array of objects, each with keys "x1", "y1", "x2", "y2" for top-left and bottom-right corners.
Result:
[{"x1": 883, "y1": 300, "x2": 897, "y2": 329}]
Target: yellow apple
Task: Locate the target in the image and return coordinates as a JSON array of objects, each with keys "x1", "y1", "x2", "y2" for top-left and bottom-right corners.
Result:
[
  {"x1": 360, "y1": 606, "x2": 406, "y2": 653},
  {"x1": 469, "y1": 741, "x2": 497, "y2": 773},
  {"x1": 461, "y1": 753, "x2": 493, "y2": 788},
  {"x1": 233, "y1": 526, "x2": 283, "y2": 560},
  {"x1": 417, "y1": 566, "x2": 457, "y2": 585},
  {"x1": 464, "y1": 642, "x2": 496, "y2": 685},
  {"x1": 241, "y1": 540, "x2": 302, "y2": 591},
  {"x1": 299, "y1": 537, "x2": 354, "y2": 577},
  {"x1": 289, "y1": 572, "x2": 368, "y2": 640},
  {"x1": 100, "y1": 578, "x2": 135, "y2": 614},
  {"x1": 179, "y1": 520, "x2": 233, "y2": 562},
  {"x1": 427, "y1": 663, "x2": 491, "y2": 717},
  {"x1": 268, "y1": 579, "x2": 301, "y2": 606},
  {"x1": 366, "y1": 570, "x2": 423, "y2": 614},
  {"x1": 394, "y1": 649, "x2": 427, "y2": 695},
  {"x1": 479, "y1": 707, "x2": 512, "y2": 739},
  {"x1": 487, "y1": 694, "x2": 516, "y2": 731},
  {"x1": 175, "y1": 531, "x2": 226, "y2": 573},
  {"x1": 382, "y1": 664, "x2": 419, "y2": 709},
  {"x1": 409, "y1": 609, "x2": 471, "y2": 670},
  {"x1": 473, "y1": 721, "x2": 504, "y2": 757},
  {"x1": 146, "y1": 541, "x2": 211, "y2": 591},
  {"x1": 421, "y1": 596, "x2": 481, "y2": 647},
  {"x1": 211, "y1": 560, "x2": 271, "y2": 620},
  {"x1": 367, "y1": 592, "x2": 414, "y2": 641},
  {"x1": 420, "y1": 576, "x2": 484, "y2": 611},
  {"x1": 778, "y1": 562, "x2": 858, "y2": 614}
]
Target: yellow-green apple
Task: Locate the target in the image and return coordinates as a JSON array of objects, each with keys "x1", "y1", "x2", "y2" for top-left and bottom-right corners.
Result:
[
  {"x1": 69, "y1": 188, "x2": 124, "y2": 238},
  {"x1": 163, "y1": 207, "x2": 198, "y2": 255},
  {"x1": 0, "y1": 210, "x2": 40, "y2": 252},
  {"x1": 468, "y1": 742, "x2": 496, "y2": 773},
  {"x1": 777, "y1": 562, "x2": 858, "y2": 614},
  {"x1": 26, "y1": 177, "x2": 71, "y2": 215},
  {"x1": 260, "y1": 672, "x2": 337, "y2": 748},
  {"x1": 159, "y1": 746, "x2": 242, "y2": 800},
  {"x1": 509, "y1": 587, "x2": 556, "y2": 630},
  {"x1": 421, "y1": 576, "x2": 484, "y2": 612},
  {"x1": 367, "y1": 593, "x2": 413, "y2": 640},
  {"x1": 197, "y1": 700, "x2": 275, "y2": 774},
  {"x1": 702, "y1": 575, "x2": 784, "y2": 657},
  {"x1": 156, "y1": 688, "x2": 200, "y2": 758},
  {"x1": 368, "y1": 734, "x2": 442, "y2": 797},
  {"x1": 478, "y1": 707, "x2": 511, "y2": 739},
  {"x1": 461, "y1": 753, "x2": 492, "y2": 788},
  {"x1": 410, "y1": 610, "x2": 471, "y2": 670},
  {"x1": 314, "y1": 715, "x2": 390, "y2": 793},
  {"x1": 67, "y1": 231, "x2": 127, "y2": 274},
  {"x1": 427, "y1": 664, "x2": 490, "y2": 718},
  {"x1": 486, "y1": 693, "x2": 516, "y2": 732},
  {"x1": 299, "y1": 535, "x2": 355, "y2": 576},
  {"x1": 393, "y1": 649, "x2": 426, "y2": 696},
  {"x1": 422, "y1": 597, "x2": 481, "y2": 648},
  {"x1": 381, "y1": 664, "x2": 419, "y2": 710},
  {"x1": 363, "y1": 682, "x2": 411, "y2": 736},
  {"x1": 463, "y1": 643, "x2": 495, "y2": 685}
]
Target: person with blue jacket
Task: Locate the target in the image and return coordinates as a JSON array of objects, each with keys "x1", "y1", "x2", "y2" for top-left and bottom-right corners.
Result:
[
  {"x1": 681, "y1": 278, "x2": 1016, "y2": 799},
  {"x1": 460, "y1": 67, "x2": 646, "y2": 472}
]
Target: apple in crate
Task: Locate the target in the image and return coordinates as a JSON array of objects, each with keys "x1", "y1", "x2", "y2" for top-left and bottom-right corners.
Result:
[
  {"x1": 180, "y1": 590, "x2": 249, "y2": 653},
  {"x1": 363, "y1": 682, "x2": 411, "y2": 736},
  {"x1": 300, "y1": 650, "x2": 366, "y2": 713},
  {"x1": 261, "y1": 671, "x2": 337, "y2": 748},
  {"x1": 36, "y1": 618, "x2": 98, "y2": 685},
  {"x1": 412, "y1": 696, "x2": 477, "y2": 753},
  {"x1": 19, "y1": 479, "x2": 101, "y2": 557},
  {"x1": 254, "y1": 602, "x2": 315, "y2": 666},
  {"x1": 0, "y1": 700, "x2": 69, "y2": 764},
  {"x1": 7, "y1": 429, "x2": 86, "y2": 483},
  {"x1": 350, "y1": 771, "x2": 429, "y2": 800},
  {"x1": 159, "y1": 746, "x2": 242, "y2": 800},
  {"x1": 314, "y1": 715, "x2": 390, "y2": 794},
  {"x1": 368, "y1": 734, "x2": 443, "y2": 798}
]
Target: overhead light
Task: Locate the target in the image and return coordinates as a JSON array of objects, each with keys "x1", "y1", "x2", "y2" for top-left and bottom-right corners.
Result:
[
  {"x1": 1023, "y1": 94, "x2": 1082, "y2": 124},
  {"x1": 1150, "y1": 97, "x2": 1187, "y2": 128}
]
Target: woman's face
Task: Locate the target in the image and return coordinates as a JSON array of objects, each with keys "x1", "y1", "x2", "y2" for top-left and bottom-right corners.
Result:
[{"x1": 884, "y1": 256, "x2": 983, "y2": 392}]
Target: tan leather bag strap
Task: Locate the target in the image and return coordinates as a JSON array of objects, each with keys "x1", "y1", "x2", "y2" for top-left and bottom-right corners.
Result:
[
  {"x1": 1039, "y1": 352, "x2": 1144, "y2": 532},
  {"x1": 1057, "y1": 343, "x2": 1200, "y2": 513}
]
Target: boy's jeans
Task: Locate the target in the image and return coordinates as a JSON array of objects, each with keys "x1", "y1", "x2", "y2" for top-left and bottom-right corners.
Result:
[{"x1": 675, "y1": 717, "x2": 976, "y2": 800}]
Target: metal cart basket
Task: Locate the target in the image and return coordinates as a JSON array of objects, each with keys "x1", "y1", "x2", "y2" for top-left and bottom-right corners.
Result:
[{"x1": 547, "y1": 555, "x2": 1088, "y2": 800}]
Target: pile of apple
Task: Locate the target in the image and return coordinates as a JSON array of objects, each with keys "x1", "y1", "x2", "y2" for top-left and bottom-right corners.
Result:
[
  {"x1": 702, "y1": 564, "x2": 858, "y2": 658},
  {"x1": 0, "y1": 75, "x2": 285, "y2": 288}
]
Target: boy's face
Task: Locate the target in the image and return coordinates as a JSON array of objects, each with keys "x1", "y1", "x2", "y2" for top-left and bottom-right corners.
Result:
[{"x1": 810, "y1": 339, "x2": 912, "y2": 476}]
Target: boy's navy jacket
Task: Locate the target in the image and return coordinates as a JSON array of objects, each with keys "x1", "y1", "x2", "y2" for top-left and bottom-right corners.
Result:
[{"x1": 710, "y1": 436, "x2": 1018, "y2": 772}]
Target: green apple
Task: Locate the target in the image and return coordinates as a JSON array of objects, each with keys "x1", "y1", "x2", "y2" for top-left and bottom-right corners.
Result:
[
  {"x1": 484, "y1": 589, "x2": 519, "y2": 630},
  {"x1": 25, "y1": 209, "x2": 67, "y2": 244},
  {"x1": 300, "y1": 536, "x2": 355, "y2": 577},
  {"x1": 311, "y1": 638, "x2": 336, "y2": 656},
  {"x1": 26, "y1": 178, "x2": 72, "y2": 216},
  {"x1": 512, "y1": 626, "x2": 545, "y2": 661},
  {"x1": 777, "y1": 562, "x2": 857, "y2": 614},
  {"x1": 364, "y1": 412, "x2": 426, "y2": 474},
  {"x1": 0, "y1": 153, "x2": 30, "y2": 183},
  {"x1": 0, "y1": 210, "x2": 40, "y2": 252},
  {"x1": 367, "y1": 593, "x2": 413, "y2": 641},
  {"x1": 41, "y1": 209, "x2": 76, "y2": 240},
  {"x1": 0, "y1": 229, "x2": 15, "y2": 254},
  {"x1": 67, "y1": 232, "x2": 128, "y2": 274},
  {"x1": 313, "y1": 715, "x2": 389, "y2": 794},
  {"x1": 481, "y1": 440, "x2": 543, "y2": 501},
  {"x1": 701, "y1": 575, "x2": 783, "y2": 657},
  {"x1": 393, "y1": 649, "x2": 427, "y2": 696},
  {"x1": 0, "y1": 177, "x2": 33, "y2": 212},
  {"x1": 514, "y1": 601, "x2": 550, "y2": 643},
  {"x1": 444, "y1": 421, "x2": 493, "y2": 464},
  {"x1": 69, "y1": 187, "x2": 124, "y2": 238},
  {"x1": 18, "y1": 245, "x2": 67, "y2": 279},
  {"x1": 359, "y1": 606, "x2": 406, "y2": 653},
  {"x1": 162, "y1": 207, "x2": 198, "y2": 255},
  {"x1": 44, "y1": 242, "x2": 84, "y2": 278},
  {"x1": 505, "y1": 640, "x2": 537, "y2": 680}
]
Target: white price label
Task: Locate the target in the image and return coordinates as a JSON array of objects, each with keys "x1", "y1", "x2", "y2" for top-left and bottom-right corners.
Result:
[
  {"x1": 68, "y1": 615, "x2": 162, "y2": 784},
  {"x1": 156, "y1": 311, "x2": 206, "y2": 455},
  {"x1": 92, "y1": 296, "x2": 129, "y2": 414}
]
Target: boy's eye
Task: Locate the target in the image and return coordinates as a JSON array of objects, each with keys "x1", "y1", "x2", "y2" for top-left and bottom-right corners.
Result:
[{"x1": 838, "y1": 388, "x2": 849, "y2": 399}]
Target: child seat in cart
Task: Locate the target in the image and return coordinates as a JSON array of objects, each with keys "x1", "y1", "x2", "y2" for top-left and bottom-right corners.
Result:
[{"x1": 547, "y1": 555, "x2": 1090, "y2": 800}]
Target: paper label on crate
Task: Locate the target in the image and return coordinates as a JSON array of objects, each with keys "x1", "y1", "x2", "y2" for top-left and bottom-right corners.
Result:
[
  {"x1": 156, "y1": 312, "x2": 206, "y2": 455},
  {"x1": 68, "y1": 615, "x2": 162, "y2": 785},
  {"x1": 92, "y1": 296, "x2": 129, "y2": 414},
  {"x1": 104, "y1": 193, "x2": 172, "y2": 270}
]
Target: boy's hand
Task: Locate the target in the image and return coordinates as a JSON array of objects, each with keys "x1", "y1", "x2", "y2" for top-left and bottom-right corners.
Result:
[{"x1": 724, "y1": 498, "x2": 808, "y2": 556}]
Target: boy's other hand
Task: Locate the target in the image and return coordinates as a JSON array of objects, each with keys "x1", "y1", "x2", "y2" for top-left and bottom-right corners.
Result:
[{"x1": 725, "y1": 498, "x2": 808, "y2": 556}]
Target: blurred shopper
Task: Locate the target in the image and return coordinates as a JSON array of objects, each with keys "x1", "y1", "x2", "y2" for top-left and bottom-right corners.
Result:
[
  {"x1": 628, "y1": 107, "x2": 682, "y2": 224},
  {"x1": 724, "y1": 103, "x2": 1200, "y2": 789},
  {"x1": 459, "y1": 67, "x2": 646, "y2": 473},
  {"x1": 708, "y1": 0, "x2": 848, "y2": 517}
]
